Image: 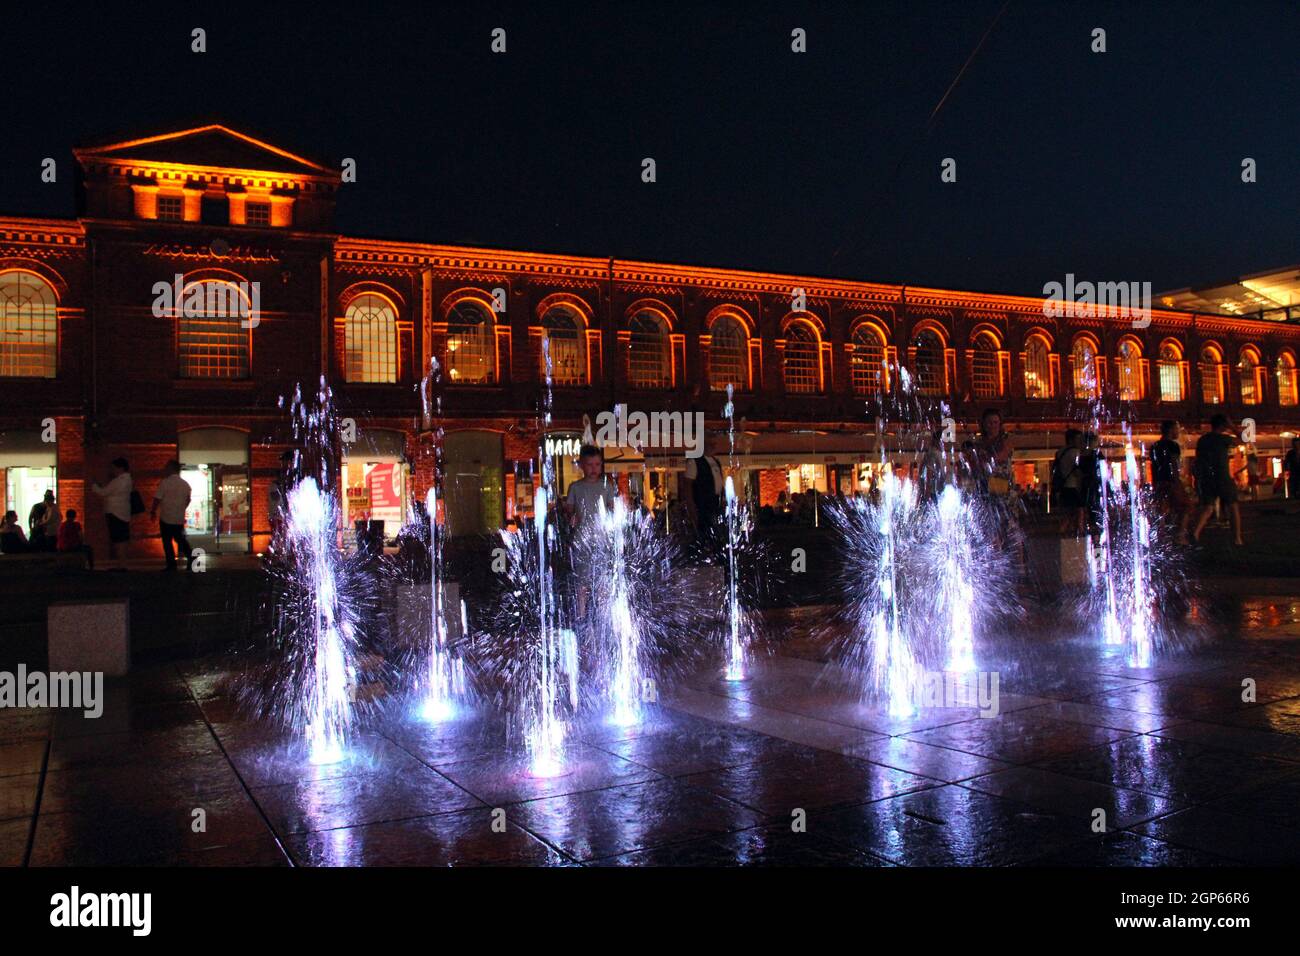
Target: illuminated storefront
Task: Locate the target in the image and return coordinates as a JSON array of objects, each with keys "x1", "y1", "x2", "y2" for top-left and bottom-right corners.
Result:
[{"x1": 178, "y1": 427, "x2": 250, "y2": 553}]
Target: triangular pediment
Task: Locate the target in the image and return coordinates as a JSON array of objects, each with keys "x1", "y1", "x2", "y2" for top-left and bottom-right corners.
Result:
[{"x1": 74, "y1": 125, "x2": 333, "y2": 178}]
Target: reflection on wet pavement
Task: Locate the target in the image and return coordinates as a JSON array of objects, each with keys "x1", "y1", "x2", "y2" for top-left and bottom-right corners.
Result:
[{"x1": 3, "y1": 594, "x2": 1300, "y2": 866}]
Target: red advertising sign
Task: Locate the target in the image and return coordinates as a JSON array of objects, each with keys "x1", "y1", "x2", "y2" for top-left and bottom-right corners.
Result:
[{"x1": 367, "y1": 463, "x2": 402, "y2": 510}]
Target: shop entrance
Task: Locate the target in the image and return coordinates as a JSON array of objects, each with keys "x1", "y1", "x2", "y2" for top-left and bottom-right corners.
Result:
[
  {"x1": 0, "y1": 430, "x2": 57, "y2": 534},
  {"x1": 178, "y1": 427, "x2": 251, "y2": 554}
]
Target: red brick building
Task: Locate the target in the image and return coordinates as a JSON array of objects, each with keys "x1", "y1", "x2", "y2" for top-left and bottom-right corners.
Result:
[{"x1": 1, "y1": 125, "x2": 1298, "y2": 557}]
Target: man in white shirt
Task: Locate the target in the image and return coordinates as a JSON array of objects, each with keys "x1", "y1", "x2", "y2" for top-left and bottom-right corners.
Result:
[
  {"x1": 151, "y1": 459, "x2": 194, "y2": 571},
  {"x1": 91, "y1": 457, "x2": 134, "y2": 568}
]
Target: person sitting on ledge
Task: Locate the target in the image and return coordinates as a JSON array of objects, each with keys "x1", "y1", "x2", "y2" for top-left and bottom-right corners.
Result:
[
  {"x1": 0, "y1": 511, "x2": 29, "y2": 554},
  {"x1": 56, "y1": 508, "x2": 93, "y2": 570}
]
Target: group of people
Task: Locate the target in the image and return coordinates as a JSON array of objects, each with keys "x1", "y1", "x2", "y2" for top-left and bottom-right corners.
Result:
[
  {"x1": 0, "y1": 491, "x2": 89, "y2": 565},
  {"x1": 0, "y1": 457, "x2": 198, "y2": 572},
  {"x1": 1051, "y1": 413, "x2": 1300, "y2": 549}
]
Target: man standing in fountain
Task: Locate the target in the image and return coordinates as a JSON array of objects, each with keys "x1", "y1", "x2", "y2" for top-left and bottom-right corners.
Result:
[
  {"x1": 1151, "y1": 420, "x2": 1191, "y2": 544},
  {"x1": 1192, "y1": 414, "x2": 1244, "y2": 548},
  {"x1": 564, "y1": 444, "x2": 617, "y2": 621}
]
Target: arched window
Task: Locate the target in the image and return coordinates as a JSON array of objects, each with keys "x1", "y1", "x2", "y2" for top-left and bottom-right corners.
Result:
[
  {"x1": 540, "y1": 305, "x2": 587, "y2": 385},
  {"x1": 445, "y1": 300, "x2": 495, "y2": 384},
  {"x1": 1072, "y1": 336, "x2": 1100, "y2": 399},
  {"x1": 344, "y1": 293, "x2": 398, "y2": 383},
  {"x1": 783, "y1": 321, "x2": 820, "y2": 394},
  {"x1": 849, "y1": 323, "x2": 888, "y2": 395},
  {"x1": 178, "y1": 279, "x2": 252, "y2": 379},
  {"x1": 1117, "y1": 338, "x2": 1143, "y2": 401},
  {"x1": 1277, "y1": 352, "x2": 1298, "y2": 407},
  {"x1": 708, "y1": 313, "x2": 749, "y2": 392},
  {"x1": 1200, "y1": 344, "x2": 1224, "y2": 404},
  {"x1": 1157, "y1": 341, "x2": 1184, "y2": 403},
  {"x1": 0, "y1": 271, "x2": 57, "y2": 378},
  {"x1": 970, "y1": 331, "x2": 1002, "y2": 398},
  {"x1": 912, "y1": 328, "x2": 946, "y2": 396},
  {"x1": 1239, "y1": 346, "x2": 1263, "y2": 405},
  {"x1": 628, "y1": 310, "x2": 672, "y2": 389},
  {"x1": 1023, "y1": 334, "x2": 1052, "y2": 399}
]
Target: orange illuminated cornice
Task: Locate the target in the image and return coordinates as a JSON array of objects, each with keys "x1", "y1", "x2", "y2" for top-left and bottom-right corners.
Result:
[{"x1": 74, "y1": 124, "x2": 335, "y2": 179}]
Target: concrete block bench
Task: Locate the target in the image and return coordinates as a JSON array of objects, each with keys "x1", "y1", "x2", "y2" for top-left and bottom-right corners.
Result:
[{"x1": 48, "y1": 599, "x2": 131, "y2": 676}]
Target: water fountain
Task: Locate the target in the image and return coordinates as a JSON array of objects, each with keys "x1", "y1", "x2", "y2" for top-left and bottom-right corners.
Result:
[{"x1": 721, "y1": 384, "x2": 750, "y2": 682}]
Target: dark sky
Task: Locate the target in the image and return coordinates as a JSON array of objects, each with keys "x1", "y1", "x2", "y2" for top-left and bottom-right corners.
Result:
[{"x1": 4, "y1": 1, "x2": 1297, "y2": 297}]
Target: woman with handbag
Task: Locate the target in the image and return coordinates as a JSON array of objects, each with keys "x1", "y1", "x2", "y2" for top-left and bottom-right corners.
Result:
[{"x1": 92, "y1": 457, "x2": 136, "y2": 570}]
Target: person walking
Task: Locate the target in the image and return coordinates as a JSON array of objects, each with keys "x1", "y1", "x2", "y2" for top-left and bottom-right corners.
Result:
[
  {"x1": 91, "y1": 457, "x2": 134, "y2": 569},
  {"x1": 1052, "y1": 428, "x2": 1086, "y2": 535},
  {"x1": 1192, "y1": 414, "x2": 1243, "y2": 547},
  {"x1": 151, "y1": 459, "x2": 194, "y2": 571},
  {"x1": 1150, "y1": 420, "x2": 1191, "y2": 543}
]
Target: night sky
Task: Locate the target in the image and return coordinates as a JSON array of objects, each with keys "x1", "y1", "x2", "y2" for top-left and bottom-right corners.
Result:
[{"x1": 5, "y1": 1, "x2": 1296, "y2": 297}]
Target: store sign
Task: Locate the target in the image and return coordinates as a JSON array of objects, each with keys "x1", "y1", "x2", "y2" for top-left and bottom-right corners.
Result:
[
  {"x1": 367, "y1": 463, "x2": 401, "y2": 509},
  {"x1": 544, "y1": 435, "x2": 582, "y2": 458}
]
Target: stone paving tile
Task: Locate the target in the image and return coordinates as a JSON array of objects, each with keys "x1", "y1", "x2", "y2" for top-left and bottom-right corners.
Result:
[
  {"x1": 46, "y1": 723, "x2": 220, "y2": 770},
  {"x1": 1082, "y1": 682, "x2": 1284, "y2": 720},
  {"x1": 678, "y1": 749, "x2": 937, "y2": 816},
  {"x1": 1136, "y1": 806, "x2": 1300, "y2": 865},
  {"x1": 594, "y1": 723, "x2": 812, "y2": 777},
  {"x1": 382, "y1": 717, "x2": 508, "y2": 768},
  {"x1": 0, "y1": 817, "x2": 29, "y2": 866},
  {"x1": 29, "y1": 789, "x2": 271, "y2": 865},
  {"x1": 509, "y1": 777, "x2": 764, "y2": 862},
  {"x1": 662, "y1": 689, "x2": 885, "y2": 755},
  {"x1": 0, "y1": 774, "x2": 41, "y2": 822},
  {"x1": 576, "y1": 705, "x2": 722, "y2": 745},
  {"x1": 284, "y1": 807, "x2": 568, "y2": 866},
  {"x1": 1149, "y1": 720, "x2": 1300, "y2": 762},
  {"x1": 1032, "y1": 734, "x2": 1300, "y2": 804},
  {"x1": 1015, "y1": 700, "x2": 1184, "y2": 734},
  {"x1": 434, "y1": 744, "x2": 662, "y2": 806},
  {"x1": 961, "y1": 765, "x2": 1179, "y2": 831},
  {"x1": 902, "y1": 711, "x2": 1135, "y2": 765},
  {"x1": 251, "y1": 764, "x2": 483, "y2": 836},
  {"x1": 52, "y1": 700, "x2": 208, "y2": 739},
  {"x1": 589, "y1": 823, "x2": 893, "y2": 866},
  {"x1": 223, "y1": 731, "x2": 427, "y2": 788},
  {"x1": 37, "y1": 753, "x2": 245, "y2": 816},
  {"x1": 1022, "y1": 830, "x2": 1234, "y2": 866},
  {"x1": 1212, "y1": 697, "x2": 1300, "y2": 736},
  {"x1": 0, "y1": 740, "x2": 46, "y2": 778},
  {"x1": 1198, "y1": 771, "x2": 1300, "y2": 830},
  {"x1": 818, "y1": 785, "x2": 1087, "y2": 866},
  {"x1": 846, "y1": 736, "x2": 1011, "y2": 782},
  {"x1": 0, "y1": 711, "x2": 53, "y2": 743}
]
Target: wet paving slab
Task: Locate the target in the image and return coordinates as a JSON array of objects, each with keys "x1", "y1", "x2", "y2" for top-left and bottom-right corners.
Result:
[{"x1": 5, "y1": 592, "x2": 1300, "y2": 866}]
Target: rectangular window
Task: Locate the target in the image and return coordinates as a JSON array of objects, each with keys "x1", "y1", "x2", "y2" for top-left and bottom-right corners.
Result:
[
  {"x1": 245, "y1": 202, "x2": 271, "y2": 226},
  {"x1": 178, "y1": 313, "x2": 250, "y2": 378},
  {"x1": 157, "y1": 195, "x2": 184, "y2": 221}
]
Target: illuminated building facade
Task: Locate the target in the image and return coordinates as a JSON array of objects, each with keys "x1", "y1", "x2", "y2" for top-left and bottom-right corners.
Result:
[{"x1": 1, "y1": 125, "x2": 1298, "y2": 556}]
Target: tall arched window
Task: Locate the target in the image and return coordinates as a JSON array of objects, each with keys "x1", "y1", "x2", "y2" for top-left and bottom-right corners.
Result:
[
  {"x1": 1023, "y1": 334, "x2": 1052, "y2": 399},
  {"x1": 540, "y1": 305, "x2": 587, "y2": 385},
  {"x1": 970, "y1": 331, "x2": 1002, "y2": 398},
  {"x1": 628, "y1": 310, "x2": 672, "y2": 388},
  {"x1": 912, "y1": 328, "x2": 946, "y2": 395},
  {"x1": 344, "y1": 293, "x2": 398, "y2": 383},
  {"x1": 1157, "y1": 340, "x2": 1184, "y2": 403},
  {"x1": 1239, "y1": 346, "x2": 1264, "y2": 405},
  {"x1": 1277, "y1": 352, "x2": 1299, "y2": 407},
  {"x1": 0, "y1": 271, "x2": 57, "y2": 378},
  {"x1": 1117, "y1": 338, "x2": 1143, "y2": 401},
  {"x1": 708, "y1": 313, "x2": 749, "y2": 392},
  {"x1": 783, "y1": 321, "x2": 820, "y2": 393},
  {"x1": 1072, "y1": 336, "x2": 1100, "y2": 399},
  {"x1": 1200, "y1": 344, "x2": 1224, "y2": 404},
  {"x1": 178, "y1": 279, "x2": 252, "y2": 379},
  {"x1": 445, "y1": 300, "x2": 495, "y2": 384},
  {"x1": 849, "y1": 323, "x2": 888, "y2": 395}
]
